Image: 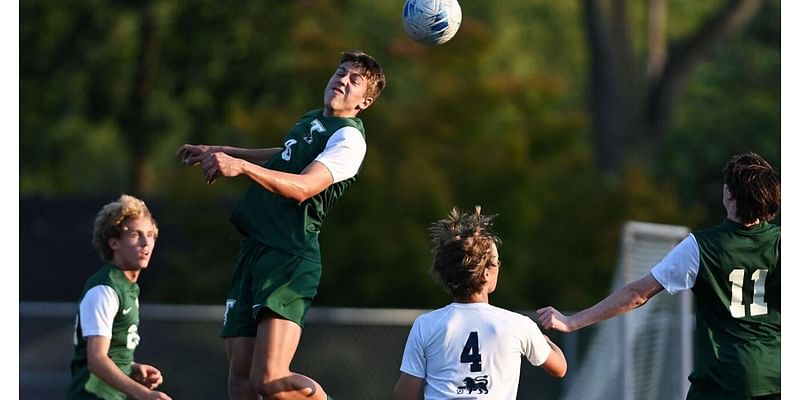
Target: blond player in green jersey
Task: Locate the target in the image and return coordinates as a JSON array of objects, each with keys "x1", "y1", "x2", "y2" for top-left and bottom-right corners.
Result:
[{"x1": 67, "y1": 195, "x2": 171, "y2": 400}]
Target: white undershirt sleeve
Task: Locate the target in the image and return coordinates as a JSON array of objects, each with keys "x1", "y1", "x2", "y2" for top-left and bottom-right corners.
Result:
[
  {"x1": 314, "y1": 127, "x2": 367, "y2": 183},
  {"x1": 650, "y1": 234, "x2": 701, "y2": 295},
  {"x1": 79, "y1": 285, "x2": 119, "y2": 338}
]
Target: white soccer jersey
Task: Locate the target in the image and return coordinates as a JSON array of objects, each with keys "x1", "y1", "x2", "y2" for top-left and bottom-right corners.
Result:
[{"x1": 399, "y1": 302, "x2": 552, "y2": 399}]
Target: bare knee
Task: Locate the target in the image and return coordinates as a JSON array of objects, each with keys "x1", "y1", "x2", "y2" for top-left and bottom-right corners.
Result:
[{"x1": 251, "y1": 374, "x2": 317, "y2": 400}]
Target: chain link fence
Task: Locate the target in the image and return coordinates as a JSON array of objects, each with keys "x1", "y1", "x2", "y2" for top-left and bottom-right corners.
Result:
[{"x1": 21, "y1": 303, "x2": 578, "y2": 399}]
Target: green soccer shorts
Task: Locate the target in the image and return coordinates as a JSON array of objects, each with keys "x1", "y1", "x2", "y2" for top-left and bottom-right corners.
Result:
[
  {"x1": 221, "y1": 239, "x2": 322, "y2": 337},
  {"x1": 687, "y1": 381, "x2": 780, "y2": 400}
]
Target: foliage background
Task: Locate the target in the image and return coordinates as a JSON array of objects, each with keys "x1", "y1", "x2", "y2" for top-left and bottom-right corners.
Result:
[{"x1": 20, "y1": 0, "x2": 780, "y2": 312}]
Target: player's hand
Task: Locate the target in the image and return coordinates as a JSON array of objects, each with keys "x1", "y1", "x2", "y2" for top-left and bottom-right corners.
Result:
[
  {"x1": 130, "y1": 363, "x2": 164, "y2": 389},
  {"x1": 536, "y1": 306, "x2": 574, "y2": 333},
  {"x1": 201, "y1": 152, "x2": 245, "y2": 184},
  {"x1": 176, "y1": 144, "x2": 214, "y2": 166},
  {"x1": 141, "y1": 391, "x2": 172, "y2": 400}
]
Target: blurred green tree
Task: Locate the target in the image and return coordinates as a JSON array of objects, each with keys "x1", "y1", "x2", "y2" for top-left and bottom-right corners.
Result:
[
  {"x1": 20, "y1": 1, "x2": 779, "y2": 310},
  {"x1": 583, "y1": 0, "x2": 771, "y2": 174}
]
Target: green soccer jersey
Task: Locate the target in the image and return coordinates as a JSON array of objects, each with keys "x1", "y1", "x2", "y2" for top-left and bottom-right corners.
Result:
[
  {"x1": 690, "y1": 219, "x2": 780, "y2": 397},
  {"x1": 66, "y1": 264, "x2": 141, "y2": 400},
  {"x1": 229, "y1": 108, "x2": 365, "y2": 261}
]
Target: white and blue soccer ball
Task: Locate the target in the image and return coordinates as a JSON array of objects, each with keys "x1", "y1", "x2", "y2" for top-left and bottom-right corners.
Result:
[{"x1": 402, "y1": 0, "x2": 462, "y2": 46}]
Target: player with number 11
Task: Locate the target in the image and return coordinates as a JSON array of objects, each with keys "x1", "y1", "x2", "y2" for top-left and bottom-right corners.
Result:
[{"x1": 537, "y1": 152, "x2": 781, "y2": 399}]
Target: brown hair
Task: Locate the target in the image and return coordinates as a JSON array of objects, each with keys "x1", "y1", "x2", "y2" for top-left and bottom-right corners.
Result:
[
  {"x1": 340, "y1": 50, "x2": 386, "y2": 100},
  {"x1": 429, "y1": 206, "x2": 501, "y2": 299},
  {"x1": 92, "y1": 194, "x2": 158, "y2": 261},
  {"x1": 723, "y1": 152, "x2": 780, "y2": 223}
]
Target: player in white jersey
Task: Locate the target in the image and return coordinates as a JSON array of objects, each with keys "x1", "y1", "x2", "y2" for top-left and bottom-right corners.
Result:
[{"x1": 394, "y1": 207, "x2": 567, "y2": 399}]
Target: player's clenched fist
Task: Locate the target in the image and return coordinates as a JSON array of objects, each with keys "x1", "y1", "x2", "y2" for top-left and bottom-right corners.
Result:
[
  {"x1": 176, "y1": 144, "x2": 215, "y2": 166},
  {"x1": 201, "y1": 152, "x2": 246, "y2": 184},
  {"x1": 536, "y1": 306, "x2": 574, "y2": 333},
  {"x1": 131, "y1": 363, "x2": 164, "y2": 389}
]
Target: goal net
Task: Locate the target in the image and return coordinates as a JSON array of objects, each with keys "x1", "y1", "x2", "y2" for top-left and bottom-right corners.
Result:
[{"x1": 560, "y1": 221, "x2": 693, "y2": 400}]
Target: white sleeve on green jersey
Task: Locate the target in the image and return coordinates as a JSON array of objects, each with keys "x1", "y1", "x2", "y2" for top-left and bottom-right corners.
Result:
[
  {"x1": 314, "y1": 126, "x2": 366, "y2": 183},
  {"x1": 79, "y1": 285, "x2": 119, "y2": 338},
  {"x1": 650, "y1": 234, "x2": 700, "y2": 294}
]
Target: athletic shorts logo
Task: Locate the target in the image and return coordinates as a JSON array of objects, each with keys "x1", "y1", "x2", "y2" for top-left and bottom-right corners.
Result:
[{"x1": 223, "y1": 299, "x2": 236, "y2": 326}]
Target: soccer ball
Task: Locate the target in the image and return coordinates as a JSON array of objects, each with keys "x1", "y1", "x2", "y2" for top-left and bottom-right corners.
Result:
[{"x1": 402, "y1": 0, "x2": 462, "y2": 46}]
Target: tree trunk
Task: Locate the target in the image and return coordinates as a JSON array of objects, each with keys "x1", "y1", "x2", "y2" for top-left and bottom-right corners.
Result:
[
  {"x1": 122, "y1": 0, "x2": 157, "y2": 193},
  {"x1": 643, "y1": 0, "x2": 765, "y2": 149},
  {"x1": 585, "y1": 0, "x2": 766, "y2": 175},
  {"x1": 645, "y1": 0, "x2": 667, "y2": 80},
  {"x1": 583, "y1": 0, "x2": 639, "y2": 175}
]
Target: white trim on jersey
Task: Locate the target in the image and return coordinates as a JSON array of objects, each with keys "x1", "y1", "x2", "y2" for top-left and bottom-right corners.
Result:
[
  {"x1": 313, "y1": 126, "x2": 366, "y2": 183},
  {"x1": 79, "y1": 285, "x2": 119, "y2": 338},
  {"x1": 399, "y1": 302, "x2": 552, "y2": 399},
  {"x1": 650, "y1": 234, "x2": 701, "y2": 295}
]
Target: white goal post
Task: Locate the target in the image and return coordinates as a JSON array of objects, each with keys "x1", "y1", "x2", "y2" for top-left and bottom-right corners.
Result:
[{"x1": 561, "y1": 221, "x2": 693, "y2": 400}]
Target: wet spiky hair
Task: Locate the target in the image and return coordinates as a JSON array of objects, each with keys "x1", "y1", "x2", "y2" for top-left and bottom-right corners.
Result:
[{"x1": 429, "y1": 206, "x2": 501, "y2": 299}]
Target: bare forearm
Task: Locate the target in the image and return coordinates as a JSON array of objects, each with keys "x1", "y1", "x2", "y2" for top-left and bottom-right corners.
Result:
[
  {"x1": 538, "y1": 275, "x2": 664, "y2": 333},
  {"x1": 570, "y1": 274, "x2": 666, "y2": 331},
  {"x1": 241, "y1": 162, "x2": 312, "y2": 202},
  {"x1": 239, "y1": 160, "x2": 332, "y2": 203},
  {"x1": 88, "y1": 358, "x2": 150, "y2": 399},
  {"x1": 215, "y1": 146, "x2": 281, "y2": 165},
  {"x1": 567, "y1": 286, "x2": 649, "y2": 330}
]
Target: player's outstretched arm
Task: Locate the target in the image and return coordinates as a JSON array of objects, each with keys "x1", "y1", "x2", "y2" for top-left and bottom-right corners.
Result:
[
  {"x1": 201, "y1": 153, "x2": 334, "y2": 203},
  {"x1": 539, "y1": 335, "x2": 567, "y2": 378},
  {"x1": 86, "y1": 337, "x2": 173, "y2": 400},
  {"x1": 176, "y1": 144, "x2": 281, "y2": 166},
  {"x1": 537, "y1": 273, "x2": 664, "y2": 333},
  {"x1": 393, "y1": 372, "x2": 424, "y2": 400}
]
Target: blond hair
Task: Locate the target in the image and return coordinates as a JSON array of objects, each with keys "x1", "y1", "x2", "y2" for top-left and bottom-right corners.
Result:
[{"x1": 92, "y1": 194, "x2": 158, "y2": 261}]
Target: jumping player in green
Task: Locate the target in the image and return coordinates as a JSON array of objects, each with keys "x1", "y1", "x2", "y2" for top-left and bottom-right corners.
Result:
[
  {"x1": 66, "y1": 194, "x2": 171, "y2": 400},
  {"x1": 176, "y1": 50, "x2": 385, "y2": 400},
  {"x1": 537, "y1": 152, "x2": 780, "y2": 400}
]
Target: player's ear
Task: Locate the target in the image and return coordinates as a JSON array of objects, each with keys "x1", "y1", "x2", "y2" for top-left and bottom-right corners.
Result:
[
  {"x1": 108, "y1": 237, "x2": 121, "y2": 251},
  {"x1": 356, "y1": 96, "x2": 374, "y2": 111}
]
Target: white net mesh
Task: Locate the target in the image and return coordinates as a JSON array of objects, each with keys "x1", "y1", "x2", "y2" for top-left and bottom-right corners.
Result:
[{"x1": 561, "y1": 221, "x2": 693, "y2": 400}]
